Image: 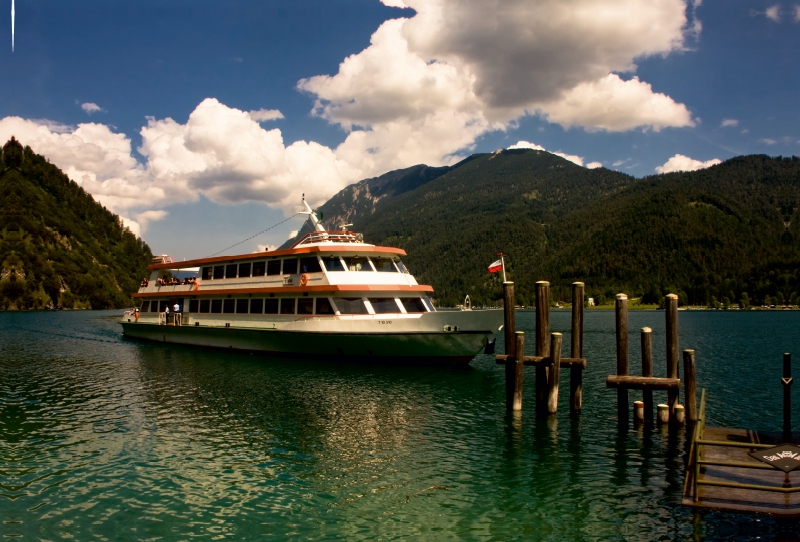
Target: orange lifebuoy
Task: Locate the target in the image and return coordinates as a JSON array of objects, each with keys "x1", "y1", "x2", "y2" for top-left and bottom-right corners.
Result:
[{"x1": 300, "y1": 273, "x2": 309, "y2": 286}]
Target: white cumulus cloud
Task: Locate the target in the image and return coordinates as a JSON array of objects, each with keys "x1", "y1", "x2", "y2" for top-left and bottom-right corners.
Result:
[
  {"x1": 586, "y1": 161, "x2": 603, "y2": 169},
  {"x1": 539, "y1": 75, "x2": 693, "y2": 132},
  {"x1": 655, "y1": 154, "x2": 721, "y2": 173},
  {"x1": 81, "y1": 102, "x2": 104, "y2": 114},
  {"x1": 766, "y1": 5, "x2": 781, "y2": 21},
  {"x1": 248, "y1": 109, "x2": 284, "y2": 122},
  {"x1": 720, "y1": 118, "x2": 738, "y2": 128},
  {"x1": 1, "y1": 0, "x2": 701, "y2": 235}
]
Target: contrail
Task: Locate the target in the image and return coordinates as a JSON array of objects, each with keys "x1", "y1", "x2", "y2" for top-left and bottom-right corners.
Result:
[{"x1": 11, "y1": 0, "x2": 14, "y2": 52}]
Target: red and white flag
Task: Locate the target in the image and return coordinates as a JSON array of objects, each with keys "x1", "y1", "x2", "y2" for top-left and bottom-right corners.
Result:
[{"x1": 487, "y1": 258, "x2": 503, "y2": 273}]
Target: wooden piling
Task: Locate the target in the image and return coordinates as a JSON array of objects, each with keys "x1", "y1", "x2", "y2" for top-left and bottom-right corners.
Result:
[
  {"x1": 548, "y1": 333, "x2": 562, "y2": 414},
  {"x1": 535, "y1": 281, "x2": 551, "y2": 416},
  {"x1": 657, "y1": 404, "x2": 669, "y2": 424},
  {"x1": 570, "y1": 282, "x2": 584, "y2": 415},
  {"x1": 683, "y1": 349, "x2": 697, "y2": 423},
  {"x1": 634, "y1": 401, "x2": 644, "y2": 422},
  {"x1": 784, "y1": 353, "x2": 792, "y2": 441},
  {"x1": 641, "y1": 327, "x2": 654, "y2": 423},
  {"x1": 615, "y1": 293, "x2": 629, "y2": 423},
  {"x1": 674, "y1": 404, "x2": 686, "y2": 425},
  {"x1": 666, "y1": 294, "x2": 680, "y2": 419},
  {"x1": 506, "y1": 332, "x2": 525, "y2": 411},
  {"x1": 503, "y1": 282, "x2": 517, "y2": 408}
]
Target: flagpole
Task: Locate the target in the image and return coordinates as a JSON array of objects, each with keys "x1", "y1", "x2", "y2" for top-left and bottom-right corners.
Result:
[{"x1": 500, "y1": 253, "x2": 507, "y2": 283}]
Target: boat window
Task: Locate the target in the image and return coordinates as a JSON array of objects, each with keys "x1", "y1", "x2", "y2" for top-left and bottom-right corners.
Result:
[
  {"x1": 300, "y1": 256, "x2": 322, "y2": 274},
  {"x1": 282, "y1": 258, "x2": 298, "y2": 275},
  {"x1": 159, "y1": 300, "x2": 170, "y2": 312},
  {"x1": 200, "y1": 299, "x2": 210, "y2": 313},
  {"x1": 401, "y1": 298, "x2": 427, "y2": 313},
  {"x1": 394, "y1": 258, "x2": 409, "y2": 274},
  {"x1": 315, "y1": 297, "x2": 334, "y2": 315},
  {"x1": 213, "y1": 265, "x2": 225, "y2": 280},
  {"x1": 201, "y1": 267, "x2": 212, "y2": 280},
  {"x1": 238, "y1": 262, "x2": 252, "y2": 278},
  {"x1": 211, "y1": 299, "x2": 223, "y2": 313},
  {"x1": 225, "y1": 264, "x2": 238, "y2": 279},
  {"x1": 280, "y1": 298, "x2": 296, "y2": 314},
  {"x1": 266, "y1": 260, "x2": 281, "y2": 276},
  {"x1": 373, "y1": 257, "x2": 398, "y2": 273},
  {"x1": 139, "y1": 301, "x2": 150, "y2": 312},
  {"x1": 344, "y1": 256, "x2": 373, "y2": 272},
  {"x1": 250, "y1": 299, "x2": 263, "y2": 314},
  {"x1": 334, "y1": 297, "x2": 368, "y2": 314},
  {"x1": 422, "y1": 296, "x2": 435, "y2": 312},
  {"x1": 297, "y1": 298, "x2": 313, "y2": 315},
  {"x1": 370, "y1": 298, "x2": 400, "y2": 314},
  {"x1": 189, "y1": 300, "x2": 199, "y2": 313},
  {"x1": 236, "y1": 299, "x2": 249, "y2": 313},
  {"x1": 252, "y1": 261, "x2": 266, "y2": 277},
  {"x1": 223, "y1": 299, "x2": 235, "y2": 314},
  {"x1": 264, "y1": 299, "x2": 279, "y2": 314},
  {"x1": 323, "y1": 256, "x2": 345, "y2": 271}
]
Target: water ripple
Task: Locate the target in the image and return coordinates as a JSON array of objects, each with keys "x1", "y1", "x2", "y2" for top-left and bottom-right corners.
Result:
[{"x1": 1, "y1": 310, "x2": 800, "y2": 539}]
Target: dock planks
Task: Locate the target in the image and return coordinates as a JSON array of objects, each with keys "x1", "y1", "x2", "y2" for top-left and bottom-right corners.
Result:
[{"x1": 683, "y1": 426, "x2": 800, "y2": 516}]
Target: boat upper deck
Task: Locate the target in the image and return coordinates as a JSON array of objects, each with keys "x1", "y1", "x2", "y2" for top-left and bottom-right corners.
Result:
[
  {"x1": 147, "y1": 231, "x2": 405, "y2": 271},
  {"x1": 137, "y1": 231, "x2": 429, "y2": 299}
]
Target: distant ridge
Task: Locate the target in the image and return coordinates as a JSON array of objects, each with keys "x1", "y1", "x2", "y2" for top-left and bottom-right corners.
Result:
[
  {"x1": 0, "y1": 137, "x2": 152, "y2": 310},
  {"x1": 316, "y1": 149, "x2": 800, "y2": 307}
]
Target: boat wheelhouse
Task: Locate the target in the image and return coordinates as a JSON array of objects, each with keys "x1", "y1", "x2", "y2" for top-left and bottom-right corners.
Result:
[{"x1": 120, "y1": 199, "x2": 502, "y2": 363}]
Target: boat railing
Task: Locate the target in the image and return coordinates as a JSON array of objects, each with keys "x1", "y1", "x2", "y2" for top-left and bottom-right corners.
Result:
[
  {"x1": 292, "y1": 230, "x2": 364, "y2": 247},
  {"x1": 151, "y1": 255, "x2": 174, "y2": 264}
]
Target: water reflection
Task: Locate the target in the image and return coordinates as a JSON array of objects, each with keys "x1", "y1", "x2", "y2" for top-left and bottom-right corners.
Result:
[{"x1": 3, "y1": 309, "x2": 800, "y2": 539}]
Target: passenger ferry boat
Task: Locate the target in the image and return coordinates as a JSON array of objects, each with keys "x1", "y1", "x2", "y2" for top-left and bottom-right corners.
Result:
[{"x1": 120, "y1": 199, "x2": 502, "y2": 363}]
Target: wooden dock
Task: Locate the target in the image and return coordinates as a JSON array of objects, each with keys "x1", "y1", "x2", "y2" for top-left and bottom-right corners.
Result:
[{"x1": 683, "y1": 390, "x2": 800, "y2": 517}]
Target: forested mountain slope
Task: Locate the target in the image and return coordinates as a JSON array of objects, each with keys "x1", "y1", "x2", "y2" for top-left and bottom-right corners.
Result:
[
  {"x1": 0, "y1": 137, "x2": 152, "y2": 310},
  {"x1": 318, "y1": 149, "x2": 800, "y2": 307}
]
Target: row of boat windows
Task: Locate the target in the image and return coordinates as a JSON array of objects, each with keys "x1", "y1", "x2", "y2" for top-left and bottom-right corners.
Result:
[
  {"x1": 139, "y1": 297, "x2": 432, "y2": 315},
  {"x1": 199, "y1": 255, "x2": 408, "y2": 280}
]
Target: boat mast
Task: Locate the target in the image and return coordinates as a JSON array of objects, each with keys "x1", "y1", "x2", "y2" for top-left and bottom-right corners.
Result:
[{"x1": 302, "y1": 194, "x2": 326, "y2": 232}]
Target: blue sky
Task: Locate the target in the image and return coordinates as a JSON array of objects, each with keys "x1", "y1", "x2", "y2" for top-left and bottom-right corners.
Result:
[{"x1": 1, "y1": 0, "x2": 798, "y2": 258}]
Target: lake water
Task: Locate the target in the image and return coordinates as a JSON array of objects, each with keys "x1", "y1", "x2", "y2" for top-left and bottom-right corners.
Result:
[{"x1": 2, "y1": 310, "x2": 799, "y2": 540}]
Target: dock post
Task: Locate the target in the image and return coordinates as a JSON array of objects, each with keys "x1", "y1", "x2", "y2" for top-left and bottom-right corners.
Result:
[
  {"x1": 615, "y1": 294, "x2": 629, "y2": 424},
  {"x1": 507, "y1": 332, "x2": 525, "y2": 411},
  {"x1": 641, "y1": 327, "x2": 654, "y2": 423},
  {"x1": 570, "y1": 282, "x2": 584, "y2": 415},
  {"x1": 503, "y1": 282, "x2": 517, "y2": 410},
  {"x1": 548, "y1": 333, "x2": 563, "y2": 414},
  {"x1": 535, "y1": 281, "x2": 551, "y2": 416},
  {"x1": 683, "y1": 349, "x2": 697, "y2": 423},
  {"x1": 784, "y1": 353, "x2": 792, "y2": 441},
  {"x1": 665, "y1": 294, "x2": 680, "y2": 421},
  {"x1": 657, "y1": 404, "x2": 669, "y2": 424},
  {"x1": 633, "y1": 401, "x2": 644, "y2": 422}
]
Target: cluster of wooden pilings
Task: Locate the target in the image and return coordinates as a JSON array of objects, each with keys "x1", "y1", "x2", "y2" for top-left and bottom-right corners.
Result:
[
  {"x1": 605, "y1": 293, "x2": 697, "y2": 427},
  {"x1": 495, "y1": 281, "x2": 587, "y2": 416}
]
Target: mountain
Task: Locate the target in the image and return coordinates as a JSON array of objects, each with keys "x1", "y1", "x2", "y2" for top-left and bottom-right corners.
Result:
[
  {"x1": 0, "y1": 137, "x2": 152, "y2": 310},
  {"x1": 316, "y1": 149, "x2": 800, "y2": 307}
]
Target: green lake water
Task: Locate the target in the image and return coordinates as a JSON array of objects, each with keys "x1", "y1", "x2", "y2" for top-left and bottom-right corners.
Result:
[{"x1": 2, "y1": 309, "x2": 800, "y2": 540}]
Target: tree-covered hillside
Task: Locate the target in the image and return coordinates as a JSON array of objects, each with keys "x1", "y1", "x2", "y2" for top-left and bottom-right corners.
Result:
[
  {"x1": 319, "y1": 149, "x2": 800, "y2": 307},
  {"x1": 0, "y1": 137, "x2": 152, "y2": 310}
]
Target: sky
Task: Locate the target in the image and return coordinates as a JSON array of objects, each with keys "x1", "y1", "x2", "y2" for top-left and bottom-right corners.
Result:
[{"x1": 1, "y1": 0, "x2": 798, "y2": 259}]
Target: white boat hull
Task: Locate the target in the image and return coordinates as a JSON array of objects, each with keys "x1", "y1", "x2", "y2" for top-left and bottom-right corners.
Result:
[{"x1": 121, "y1": 309, "x2": 502, "y2": 364}]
